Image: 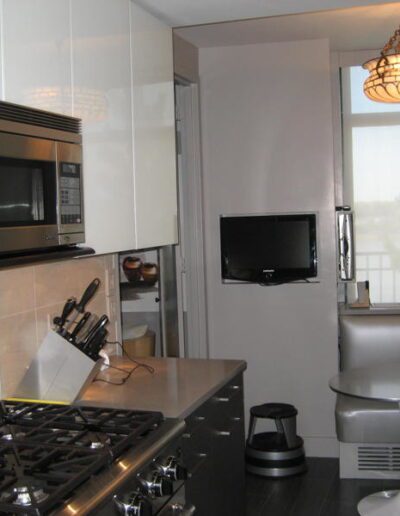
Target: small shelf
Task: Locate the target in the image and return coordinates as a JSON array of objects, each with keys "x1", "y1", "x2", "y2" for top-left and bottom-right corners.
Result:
[{"x1": 120, "y1": 282, "x2": 158, "y2": 297}]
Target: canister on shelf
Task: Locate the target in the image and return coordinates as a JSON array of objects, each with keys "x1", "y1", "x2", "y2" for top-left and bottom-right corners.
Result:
[{"x1": 123, "y1": 330, "x2": 155, "y2": 357}]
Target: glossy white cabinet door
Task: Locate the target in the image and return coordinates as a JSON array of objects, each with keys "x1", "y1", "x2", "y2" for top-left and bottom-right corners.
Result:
[
  {"x1": 2, "y1": 0, "x2": 72, "y2": 114},
  {"x1": 71, "y1": 0, "x2": 136, "y2": 254},
  {"x1": 130, "y1": 1, "x2": 178, "y2": 249}
]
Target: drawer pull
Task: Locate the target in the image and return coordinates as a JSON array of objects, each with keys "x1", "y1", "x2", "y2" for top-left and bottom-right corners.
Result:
[
  {"x1": 213, "y1": 397, "x2": 230, "y2": 403},
  {"x1": 230, "y1": 385, "x2": 240, "y2": 390},
  {"x1": 170, "y1": 503, "x2": 196, "y2": 515},
  {"x1": 183, "y1": 432, "x2": 192, "y2": 439},
  {"x1": 232, "y1": 417, "x2": 241, "y2": 422},
  {"x1": 195, "y1": 416, "x2": 206, "y2": 422},
  {"x1": 216, "y1": 430, "x2": 231, "y2": 437}
]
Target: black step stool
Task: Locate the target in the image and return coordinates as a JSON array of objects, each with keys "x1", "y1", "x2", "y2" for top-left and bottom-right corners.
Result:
[{"x1": 245, "y1": 403, "x2": 307, "y2": 477}]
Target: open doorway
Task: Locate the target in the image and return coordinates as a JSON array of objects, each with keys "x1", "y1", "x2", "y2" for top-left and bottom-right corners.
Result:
[{"x1": 174, "y1": 79, "x2": 208, "y2": 358}]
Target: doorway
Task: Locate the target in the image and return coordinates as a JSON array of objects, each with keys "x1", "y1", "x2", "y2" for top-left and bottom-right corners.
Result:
[{"x1": 174, "y1": 80, "x2": 208, "y2": 359}]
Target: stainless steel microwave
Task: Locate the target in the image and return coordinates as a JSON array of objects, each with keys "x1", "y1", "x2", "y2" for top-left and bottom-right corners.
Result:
[{"x1": 0, "y1": 101, "x2": 84, "y2": 255}]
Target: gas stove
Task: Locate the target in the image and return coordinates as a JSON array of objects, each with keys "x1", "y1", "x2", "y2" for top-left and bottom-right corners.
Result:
[{"x1": 0, "y1": 401, "x2": 188, "y2": 515}]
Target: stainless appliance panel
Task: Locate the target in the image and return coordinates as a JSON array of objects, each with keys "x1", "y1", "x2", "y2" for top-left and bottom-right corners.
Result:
[
  {"x1": 0, "y1": 100, "x2": 85, "y2": 255},
  {"x1": 0, "y1": 225, "x2": 60, "y2": 253},
  {"x1": 57, "y1": 141, "x2": 84, "y2": 234},
  {"x1": 55, "y1": 419, "x2": 186, "y2": 516},
  {"x1": 57, "y1": 140, "x2": 82, "y2": 163},
  {"x1": 0, "y1": 132, "x2": 56, "y2": 161}
]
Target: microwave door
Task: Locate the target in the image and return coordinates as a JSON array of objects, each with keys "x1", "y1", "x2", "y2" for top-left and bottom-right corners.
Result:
[
  {"x1": 31, "y1": 168, "x2": 45, "y2": 221},
  {"x1": 0, "y1": 132, "x2": 58, "y2": 253}
]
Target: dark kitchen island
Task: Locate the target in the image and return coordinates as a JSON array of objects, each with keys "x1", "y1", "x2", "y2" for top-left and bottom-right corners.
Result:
[{"x1": 78, "y1": 357, "x2": 247, "y2": 516}]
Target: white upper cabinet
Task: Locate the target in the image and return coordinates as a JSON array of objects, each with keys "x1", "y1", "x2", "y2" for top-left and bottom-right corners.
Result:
[
  {"x1": 130, "y1": 2, "x2": 178, "y2": 249},
  {"x1": 71, "y1": 0, "x2": 136, "y2": 254},
  {"x1": 0, "y1": 0, "x2": 177, "y2": 254},
  {"x1": 1, "y1": 0, "x2": 72, "y2": 114}
]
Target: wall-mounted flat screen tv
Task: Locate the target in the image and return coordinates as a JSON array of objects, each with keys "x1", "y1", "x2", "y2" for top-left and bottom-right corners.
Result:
[{"x1": 220, "y1": 213, "x2": 317, "y2": 284}]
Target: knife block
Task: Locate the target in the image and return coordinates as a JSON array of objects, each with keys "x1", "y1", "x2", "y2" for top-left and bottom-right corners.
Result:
[{"x1": 10, "y1": 330, "x2": 103, "y2": 404}]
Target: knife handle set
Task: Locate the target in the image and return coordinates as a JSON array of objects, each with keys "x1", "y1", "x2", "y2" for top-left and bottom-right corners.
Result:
[{"x1": 52, "y1": 278, "x2": 109, "y2": 362}]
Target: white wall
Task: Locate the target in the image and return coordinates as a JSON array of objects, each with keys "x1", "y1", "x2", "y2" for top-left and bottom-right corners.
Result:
[{"x1": 199, "y1": 39, "x2": 339, "y2": 456}]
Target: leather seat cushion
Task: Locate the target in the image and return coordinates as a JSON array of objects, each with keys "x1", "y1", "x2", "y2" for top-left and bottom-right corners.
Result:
[
  {"x1": 340, "y1": 315, "x2": 400, "y2": 371},
  {"x1": 336, "y1": 394, "x2": 400, "y2": 443}
]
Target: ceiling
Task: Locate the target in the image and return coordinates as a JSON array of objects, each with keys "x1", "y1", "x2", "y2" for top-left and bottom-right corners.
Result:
[
  {"x1": 134, "y1": 0, "x2": 394, "y2": 28},
  {"x1": 174, "y1": 2, "x2": 400, "y2": 51}
]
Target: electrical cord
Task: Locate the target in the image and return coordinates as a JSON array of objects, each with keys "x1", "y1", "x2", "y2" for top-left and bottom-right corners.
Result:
[{"x1": 93, "y1": 340, "x2": 155, "y2": 385}]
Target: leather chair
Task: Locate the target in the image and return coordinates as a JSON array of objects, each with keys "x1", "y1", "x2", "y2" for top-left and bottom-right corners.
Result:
[{"x1": 335, "y1": 314, "x2": 400, "y2": 479}]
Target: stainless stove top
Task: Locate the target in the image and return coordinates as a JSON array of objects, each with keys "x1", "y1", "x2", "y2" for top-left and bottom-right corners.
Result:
[{"x1": 0, "y1": 401, "x2": 185, "y2": 515}]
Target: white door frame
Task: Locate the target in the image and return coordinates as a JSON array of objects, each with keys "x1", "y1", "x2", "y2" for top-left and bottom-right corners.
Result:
[{"x1": 175, "y1": 79, "x2": 209, "y2": 358}]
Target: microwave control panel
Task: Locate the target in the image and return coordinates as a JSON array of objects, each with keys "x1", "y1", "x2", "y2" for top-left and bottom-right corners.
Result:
[{"x1": 59, "y1": 162, "x2": 82, "y2": 225}]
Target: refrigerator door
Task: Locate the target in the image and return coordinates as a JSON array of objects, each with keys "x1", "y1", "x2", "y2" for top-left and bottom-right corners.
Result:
[{"x1": 337, "y1": 208, "x2": 355, "y2": 282}]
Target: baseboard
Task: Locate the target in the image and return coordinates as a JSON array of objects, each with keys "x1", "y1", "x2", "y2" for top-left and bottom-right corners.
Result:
[{"x1": 303, "y1": 436, "x2": 339, "y2": 458}]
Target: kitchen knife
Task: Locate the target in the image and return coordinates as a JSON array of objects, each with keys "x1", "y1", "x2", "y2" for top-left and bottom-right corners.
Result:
[
  {"x1": 69, "y1": 311, "x2": 91, "y2": 344},
  {"x1": 53, "y1": 297, "x2": 76, "y2": 336},
  {"x1": 65, "y1": 278, "x2": 101, "y2": 331},
  {"x1": 80, "y1": 314, "x2": 109, "y2": 352},
  {"x1": 75, "y1": 314, "x2": 99, "y2": 345},
  {"x1": 85, "y1": 328, "x2": 108, "y2": 360}
]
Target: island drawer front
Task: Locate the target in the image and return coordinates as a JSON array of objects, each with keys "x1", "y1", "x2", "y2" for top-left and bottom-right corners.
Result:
[{"x1": 183, "y1": 372, "x2": 245, "y2": 516}]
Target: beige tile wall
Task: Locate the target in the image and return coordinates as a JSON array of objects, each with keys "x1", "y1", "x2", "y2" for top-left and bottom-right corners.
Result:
[{"x1": 0, "y1": 254, "x2": 120, "y2": 397}]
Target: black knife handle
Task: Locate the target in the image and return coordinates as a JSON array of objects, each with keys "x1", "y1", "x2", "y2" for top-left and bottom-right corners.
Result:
[
  {"x1": 81, "y1": 314, "x2": 109, "y2": 349},
  {"x1": 69, "y1": 312, "x2": 91, "y2": 342},
  {"x1": 53, "y1": 297, "x2": 76, "y2": 326},
  {"x1": 61, "y1": 298, "x2": 77, "y2": 324},
  {"x1": 86, "y1": 328, "x2": 108, "y2": 360},
  {"x1": 53, "y1": 297, "x2": 76, "y2": 331},
  {"x1": 76, "y1": 278, "x2": 101, "y2": 313}
]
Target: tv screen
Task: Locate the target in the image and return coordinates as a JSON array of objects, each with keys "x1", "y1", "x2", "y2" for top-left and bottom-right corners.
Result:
[{"x1": 220, "y1": 213, "x2": 317, "y2": 284}]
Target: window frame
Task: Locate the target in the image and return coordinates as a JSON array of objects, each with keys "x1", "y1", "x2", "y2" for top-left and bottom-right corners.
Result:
[{"x1": 332, "y1": 49, "x2": 400, "y2": 306}]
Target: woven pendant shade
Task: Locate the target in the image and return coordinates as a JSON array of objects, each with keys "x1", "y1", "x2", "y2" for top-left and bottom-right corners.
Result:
[{"x1": 363, "y1": 26, "x2": 400, "y2": 103}]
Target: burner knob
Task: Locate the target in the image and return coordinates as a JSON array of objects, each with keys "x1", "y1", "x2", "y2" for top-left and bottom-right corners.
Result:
[
  {"x1": 113, "y1": 492, "x2": 153, "y2": 516},
  {"x1": 159, "y1": 457, "x2": 188, "y2": 481},
  {"x1": 142, "y1": 472, "x2": 174, "y2": 498}
]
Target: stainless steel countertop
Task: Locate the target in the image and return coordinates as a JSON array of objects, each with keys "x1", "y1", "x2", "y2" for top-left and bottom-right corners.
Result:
[
  {"x1": 329, "y1": 361, "x2": 400, "y2": 403},
  {"x1": 77, "y1": 357, "x2": 247, "y2": 418}
]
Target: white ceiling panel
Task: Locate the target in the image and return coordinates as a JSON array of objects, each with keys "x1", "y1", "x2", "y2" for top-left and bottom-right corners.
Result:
[
  {"x1": 175, "y1": 2, "x2": 400, "y2": 51},
  {"x1": 133, "y1": 0, "x2": 393, "y2": 27}
]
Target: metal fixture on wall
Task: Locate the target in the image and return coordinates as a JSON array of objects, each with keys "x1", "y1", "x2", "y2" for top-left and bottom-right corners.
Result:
[{"x1": 363, "y1": 25, "x2": 400, "y2": 103}]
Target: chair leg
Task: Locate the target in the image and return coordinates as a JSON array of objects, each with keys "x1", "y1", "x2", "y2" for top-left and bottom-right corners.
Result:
[
  {"x1": 281, "y1": 416, "x2": 297, "y2": 449},
  {"x1": 247, "y1": 415, "x2": 257, "y2": 445}
]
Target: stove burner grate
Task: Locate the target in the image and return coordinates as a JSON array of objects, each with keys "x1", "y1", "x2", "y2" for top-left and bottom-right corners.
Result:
[{"x1": 0, "y1": 401, "x2": 164, "y2": 514}]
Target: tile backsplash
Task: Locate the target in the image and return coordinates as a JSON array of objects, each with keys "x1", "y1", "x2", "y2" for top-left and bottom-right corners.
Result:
[{"x1": 0, "y1": 254, "x2": 120, "y2": 397}]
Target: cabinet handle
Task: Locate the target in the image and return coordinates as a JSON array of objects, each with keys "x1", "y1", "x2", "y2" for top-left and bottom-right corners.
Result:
[
  {"x1": 195, "y1": 416, "x2": 206, "y2": 422},
  {"x1": 169, "y1": 503, "x2": 196, "y2": 515},
  {"x1": 183, "y1": 432, "x2": 192, "y2": 439},
  {"x1": 216, "y1": 430, "x2": 231, "y2": 437},
  {"x1": 229, "y1": 385, "x2": 240, "y2": 390},
  {"x1": 232, "y1": 417, "x2": 241, "y2": 422},
  {"x1": 213, "y1": 397, "x2": 230, "y2": 403}
]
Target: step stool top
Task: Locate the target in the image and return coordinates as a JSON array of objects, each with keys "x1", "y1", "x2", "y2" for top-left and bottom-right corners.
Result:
[{"x1": 250, "y1": 402, "x2": 298, "y2": 419}]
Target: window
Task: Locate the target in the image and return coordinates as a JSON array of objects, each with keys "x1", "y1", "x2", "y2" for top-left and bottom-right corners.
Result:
[{"x1": 341, "y1": 66, "x2": 400, "y2": 303}]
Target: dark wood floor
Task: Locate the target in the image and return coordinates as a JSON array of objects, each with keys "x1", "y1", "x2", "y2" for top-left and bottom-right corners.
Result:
[{"x1": 246, "y1": 457, "x2": 399, "y2": 515}]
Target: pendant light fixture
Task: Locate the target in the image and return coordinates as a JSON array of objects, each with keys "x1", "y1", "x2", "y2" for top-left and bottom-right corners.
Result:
[{"x1": 363, "y1": 25, "x2": 400, "y2": 103}]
